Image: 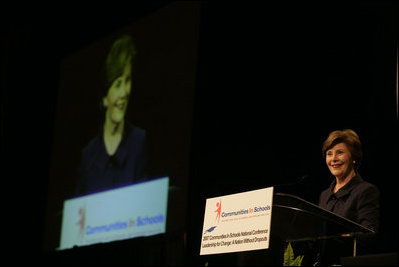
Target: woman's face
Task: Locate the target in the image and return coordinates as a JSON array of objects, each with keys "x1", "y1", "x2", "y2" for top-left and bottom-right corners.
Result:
[
  {"x1": 103, "y1": 62, "x2": 132, "y2": 125},
  {"x1": 325, "y1": 142, "x2": 355, "y2": 179}
]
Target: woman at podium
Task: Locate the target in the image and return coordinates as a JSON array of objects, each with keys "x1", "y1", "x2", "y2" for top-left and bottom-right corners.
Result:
[{"x1": 319, "y1": 129, "x2": 380, "y2": 232}]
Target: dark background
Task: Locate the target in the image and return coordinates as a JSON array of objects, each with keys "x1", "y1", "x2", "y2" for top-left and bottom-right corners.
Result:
[{"x1": 1, "y1": 1, "x2": 397, "y2": 266}]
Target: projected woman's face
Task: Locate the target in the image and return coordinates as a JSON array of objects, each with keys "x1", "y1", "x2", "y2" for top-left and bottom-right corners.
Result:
[{"x1": 103, "y1": 62, "x2": 132, "y2": 125}]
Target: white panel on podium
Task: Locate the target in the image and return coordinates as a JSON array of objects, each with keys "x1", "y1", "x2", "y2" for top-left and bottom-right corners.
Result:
[{"x1": 200, "y1": 187, "x2": 273, "y2": 255}]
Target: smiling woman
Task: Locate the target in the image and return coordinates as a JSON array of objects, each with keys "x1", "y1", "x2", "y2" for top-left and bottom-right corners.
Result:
[
  {"x1": 318, "y1": 129, "x2": 380, "y2": 232},
  {"x1": 326, "y1": 142, "x2": 356, "y2": 193},
  {"x1": 75, "y1": 35, "x2": 148, "y2": 196}
]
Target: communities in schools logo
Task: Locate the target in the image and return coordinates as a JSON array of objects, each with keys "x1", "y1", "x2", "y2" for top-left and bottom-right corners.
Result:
[
  {"x1": 75, "y1": 206, "x2": 165, "y2": 241},
  {"x1": 203, "y1": 198, "x2": 271, "y2": 235}
]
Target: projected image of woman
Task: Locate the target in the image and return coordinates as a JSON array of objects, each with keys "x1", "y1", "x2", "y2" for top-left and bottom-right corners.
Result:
[{"x1": 75, "y1": 35, "x2": 148, "y2": 196}]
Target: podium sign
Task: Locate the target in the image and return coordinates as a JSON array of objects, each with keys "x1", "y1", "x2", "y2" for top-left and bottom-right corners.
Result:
[
  {"x1": 200, "y1": 187, "x2": 273, "y2": 255},
  {"x1": 59, "y1": 177, "x2": 169, "y2": 250}
]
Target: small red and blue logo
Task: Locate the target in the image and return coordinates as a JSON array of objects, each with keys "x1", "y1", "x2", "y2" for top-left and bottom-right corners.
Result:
[
  {"x1": 76, "y1": 206, "x2": 86, "y2": 242},
  {"x1": 215, "y1": 199, "x2": 222, "y2": 223},
  {"x1": 204, "y1": 199, "x2": 222, "y2": 234}
]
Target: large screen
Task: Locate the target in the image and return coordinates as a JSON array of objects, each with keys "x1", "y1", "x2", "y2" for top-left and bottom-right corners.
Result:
[{"x1": 43, "y1": 2, "x2": 200, "y2": 252}]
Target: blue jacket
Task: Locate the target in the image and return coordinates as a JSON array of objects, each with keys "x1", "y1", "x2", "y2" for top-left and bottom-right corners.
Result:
[
  {"x1": 319, "y1": 174, "x2": 380, "y2": 232},
  {"x1": 76, "y1": 122, "x2": 148, "y2": 196}
]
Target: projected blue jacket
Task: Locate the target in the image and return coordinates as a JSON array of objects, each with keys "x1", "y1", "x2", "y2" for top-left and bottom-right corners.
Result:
[
  {"x1": 76, "y1": 122, "x2": 148, "y2": 196},
  {"x1": 318, "y1": 174, "x2": 380, "y2": 232}
]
